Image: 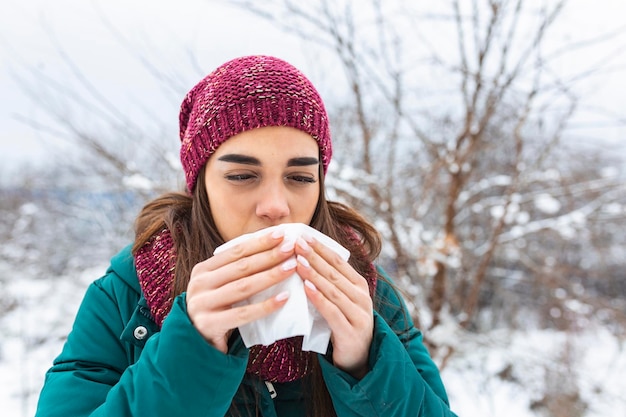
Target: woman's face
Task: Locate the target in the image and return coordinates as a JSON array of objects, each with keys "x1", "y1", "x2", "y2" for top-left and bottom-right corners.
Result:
[{"x1": 204, "y1": 126, "x2": 321, "y2": 242}]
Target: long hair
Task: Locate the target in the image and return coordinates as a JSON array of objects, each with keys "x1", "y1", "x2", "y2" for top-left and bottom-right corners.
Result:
[{"x1": 132, "y1": 164, "x2": 382, "y2": 417}]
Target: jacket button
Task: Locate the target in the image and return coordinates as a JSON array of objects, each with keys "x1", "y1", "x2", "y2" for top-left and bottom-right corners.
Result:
[{"x1": 133, "y1": 326, "x2": 148, "y2": 340}]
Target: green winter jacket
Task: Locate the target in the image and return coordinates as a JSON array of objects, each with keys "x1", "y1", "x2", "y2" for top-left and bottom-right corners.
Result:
[{"x1": 35, "y1": 245, "x2": 457, "y2": 417}]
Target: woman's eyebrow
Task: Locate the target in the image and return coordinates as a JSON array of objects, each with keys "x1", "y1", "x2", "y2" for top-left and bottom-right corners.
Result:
[
  {"x1": 287, "y1": 157, "x2": 319, "y2": 167},
  {"x1": 217, "y1": 154, "x2": 260, "y2": 165},
  {"x1": 217, "y1": 154, "x2": 319, "y2": 167}
]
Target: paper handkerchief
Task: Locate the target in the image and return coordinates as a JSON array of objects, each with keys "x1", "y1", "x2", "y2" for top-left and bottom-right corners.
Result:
[{"x1": 213, "y1": 223, "x2": 350, "y2": 353}]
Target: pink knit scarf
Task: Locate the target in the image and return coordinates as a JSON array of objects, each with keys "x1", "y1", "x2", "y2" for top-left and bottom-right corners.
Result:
[{"x1": 134, "y1": 228, "x2": 377, "y2": 383}]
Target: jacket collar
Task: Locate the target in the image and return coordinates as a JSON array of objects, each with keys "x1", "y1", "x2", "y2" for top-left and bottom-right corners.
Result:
[{"x1": 107, "y1": 244, "x2": 141, "y2": 293}]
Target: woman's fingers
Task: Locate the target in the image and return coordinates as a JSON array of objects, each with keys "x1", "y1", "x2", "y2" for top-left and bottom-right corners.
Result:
[
  {"x1": 191, "y1": 229, "x2": 293, "y2": 288},
  {"x1": 190, "y1": 290, "x2": 291, "y2": 352},
  {"x1": 294, "y1": 236, "x2": 373, "y2": 377},
  {"x1": 295, "y1": 237, "x2": 371, "y2": 309},
  {"x1": 186, "y1": 229, "x2": 298, "y2": 352},
  {"x1": 296, "y1": 250, "x2": 371, "y2": 332},
  {"x1": 188, "y1": 256, "x2": 297, "y2": 312}
]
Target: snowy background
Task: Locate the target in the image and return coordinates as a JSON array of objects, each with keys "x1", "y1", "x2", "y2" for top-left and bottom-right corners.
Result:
[
  {"x1": 1, "y1": 263, "x2": 625, "y2": 416},
  {"x1": 2, "y1": 1, "x2": 626, "y2": 416}
]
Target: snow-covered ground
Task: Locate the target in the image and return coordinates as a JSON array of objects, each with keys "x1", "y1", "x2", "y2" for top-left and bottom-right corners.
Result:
[
  {"x1": 1, "y1": 264, "x2": 625, "y2": 417},
  {"x1": 444, "y1": 327, "x2": 626, "y2": 416}
]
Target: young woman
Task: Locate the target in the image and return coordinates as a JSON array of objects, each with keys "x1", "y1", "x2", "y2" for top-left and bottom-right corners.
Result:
[{"x1": 34, "y1": 55, "x2": 457, "y2": 416}]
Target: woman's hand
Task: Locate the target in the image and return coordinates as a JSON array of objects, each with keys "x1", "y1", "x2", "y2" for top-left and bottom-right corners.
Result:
[
  {"x1": 294, "y1": 236, "x2": 374, "y2": 379},
  {"x1": 186, "y1": 230, "x2": 296, "y2": 353}
]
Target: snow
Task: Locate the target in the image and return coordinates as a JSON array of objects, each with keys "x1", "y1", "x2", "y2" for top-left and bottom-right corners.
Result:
[
  {"x1": 122, "y1": 173, "x2": 154, "y2": 191},
  {"x1": 602, "y1": 203, "x2": 623, "y2": 215},
  {"x1": 443, "y1": 327, "x2": 626, "y2": 417},
  {"x1": 0, "y1": 265, "x2": 103, "y2": 416},
  {"x1": 1, "y1": 263, "x2": 625, "y2": 416},
  {"x1": 534, "y1": 193, "x2": 561, "y2": 214}
]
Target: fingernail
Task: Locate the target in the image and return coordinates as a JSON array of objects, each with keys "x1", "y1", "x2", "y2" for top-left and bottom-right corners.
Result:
[
  {"x1": 280, "y1": 239, "x2": 295, "y2": 252},
  {"x1": 281, "y1": 258, "x2": 297, "y2": 271},
  {"x1": 304, "y1": 280, "x2": 317, "y2": 292},
  {"x1": 296, "y1": 237, "x2": 310, "y2": 251},
  {"x1": 275, "y1": 291, "x2": 290, "y2": 302},
  {"x1": 302, "y1": 233, "x2": 314, "y2": 243},
  {"x1": 271, "y1": 229, "x2": 284, "y2": 239},
  {"x1": 297, "y1": 254, "x2": 310, "y2": 268}
]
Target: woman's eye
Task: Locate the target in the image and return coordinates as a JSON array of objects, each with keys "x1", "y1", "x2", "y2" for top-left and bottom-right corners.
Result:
[
  {"x1": 288, "y1": 175, "x2": 317, "y2": 184},
  {"x1": 226, "y1": 174, "x2": 256, "y2": 182}
]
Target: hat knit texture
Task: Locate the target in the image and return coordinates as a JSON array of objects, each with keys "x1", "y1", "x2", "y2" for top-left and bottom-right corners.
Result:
[{"x1": 179, "y1": 55, "x2": 332, "y2": 192}]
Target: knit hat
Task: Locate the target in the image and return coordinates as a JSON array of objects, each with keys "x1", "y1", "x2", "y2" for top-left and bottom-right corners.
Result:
[{"x1": 179, "y1": 55, "x2": 332, "y2": 192}]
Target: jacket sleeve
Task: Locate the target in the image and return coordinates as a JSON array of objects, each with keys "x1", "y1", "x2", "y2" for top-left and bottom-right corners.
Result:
[
  {"x1": 34, "y1": 273, "x2": 248, "y2": 417},
  {"x1": 319, "y1": 269, "x2": 458, "y2": 417}
]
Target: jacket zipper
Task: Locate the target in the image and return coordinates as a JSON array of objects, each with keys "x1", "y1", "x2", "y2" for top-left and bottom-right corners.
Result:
[{"x1": 264, "y1": 381, "x2": 277, "y2": 399}]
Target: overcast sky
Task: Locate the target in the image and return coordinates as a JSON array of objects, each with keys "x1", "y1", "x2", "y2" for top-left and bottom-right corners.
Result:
[
  {"x1": 1, "y1": 0, "x2": 626, "y2": 172},
  {"x1": 0, "y1": 0, "x2": 312, "y2": 169}
]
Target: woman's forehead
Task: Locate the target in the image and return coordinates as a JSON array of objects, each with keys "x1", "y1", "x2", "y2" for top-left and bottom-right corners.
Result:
[{"x1": 213, "y1": 126, "x2": 320, "y2": 158}]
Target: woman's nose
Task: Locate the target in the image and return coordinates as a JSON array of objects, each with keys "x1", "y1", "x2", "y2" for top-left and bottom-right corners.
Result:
[{"x1": 256, "y1": 180, "x2": 290, "y2": 220}]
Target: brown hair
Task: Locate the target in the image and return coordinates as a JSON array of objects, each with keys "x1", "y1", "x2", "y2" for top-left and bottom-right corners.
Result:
[{"x1": 132, "y1": 165, "x2": 382, "y2": 417}]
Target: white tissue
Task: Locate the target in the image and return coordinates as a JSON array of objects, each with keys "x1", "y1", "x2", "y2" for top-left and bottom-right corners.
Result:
[{"x1": 213, "y1": 223, "x2": 350, "y2": 353}]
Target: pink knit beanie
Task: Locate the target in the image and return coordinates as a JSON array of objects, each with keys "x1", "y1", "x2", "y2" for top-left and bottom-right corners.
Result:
[{"x1": 179, "y1": 55, "x2": 332, "y2": 192}]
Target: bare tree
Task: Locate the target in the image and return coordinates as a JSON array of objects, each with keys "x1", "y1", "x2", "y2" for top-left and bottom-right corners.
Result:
[
  {"x1": 3, "y1": 13, "x2": 198, "y2": 271},
  {"x1": 227, "y1": 0, "x2": 626, "y2": 346}
]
